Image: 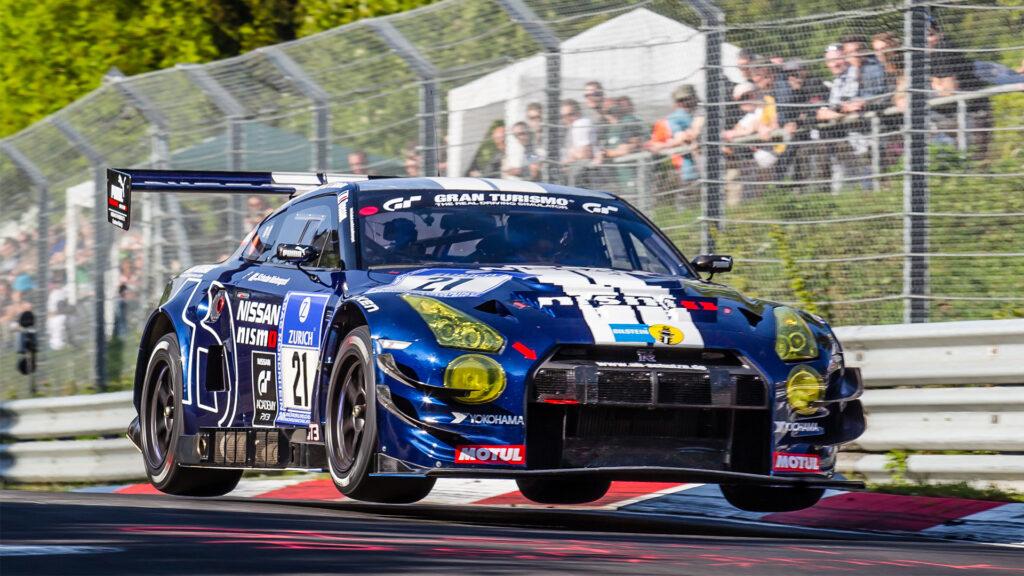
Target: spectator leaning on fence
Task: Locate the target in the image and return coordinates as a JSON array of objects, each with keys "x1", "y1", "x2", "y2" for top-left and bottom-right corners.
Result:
[
  {"x1": 647, "y1": 84, "x2": 704, "y2": 187},
  {"x1": 347, "y1": 151, "x2": 368, "y2": 174},
  {"x1": 525, "y1": 102, "x2": 545, "y2": 153},
  {"x1": 927, "y1": 18, "x2": 992, "y2": 156},
  {"x1": 504, "y1": 121, "x2": 541, "y2": 180},
  {"x1": 594, "y1": 97, "x2": 646, "y2": 188},
  {"x1": 582, "y1": 81, "x2": 606, "y2": 127},
  {"x1": 560, "y1": 99, "x2": 595, "y2": 163}
]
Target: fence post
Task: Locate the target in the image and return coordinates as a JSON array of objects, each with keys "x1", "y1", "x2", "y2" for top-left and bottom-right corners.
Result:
[
  {"x1": 955, "y1": 99, "x2": 968, "y2": 153},
  {"x1": 0, "y1": 142, "x2": 49, "y2": 395},
  {"x1": 180, "y1": 64, "x2": 247, "y2": 242},
  {"x1": 870, "y1": 115, "x2": 882, "y2": 193},
  {"x1": 903, "y1": 0, "x2": 930, "y2": 323},
  {"x1": 691, "y1": 0, "x2": 724, "y2": 254},
  {"x1": 50, "y1": 118, "x2": 107, "y2": 391},
  {"x1": 260, "y1": 47, "x2": 332, "y2": 172},
  {"x1": 495, "y1": 0, "x2": 562, "y2": 183},
  {"x1": 106, "y1": 70, "x2": 192, "y2": 308},
  {"x1": 368, "y1": 21, "x2": 439, "y2": 177}
]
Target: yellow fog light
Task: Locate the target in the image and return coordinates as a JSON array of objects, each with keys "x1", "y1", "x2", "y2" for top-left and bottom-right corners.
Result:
[
  {"x1": 774, "y1": 306, "x2": 818, "y2": 361},
  {"x1": 786, "y1": 365, "x2": 824, "y2": 416},
  {"x1": 444, "y1": 354, "x2": 506, "y2": 404},
  {"x1": 401, "y1": 294, "x2": 504, "y2": 352}
]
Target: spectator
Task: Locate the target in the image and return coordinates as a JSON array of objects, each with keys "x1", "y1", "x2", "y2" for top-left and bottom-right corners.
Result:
[
  {"x1": 594, "y1": 97, "x2": 646, "y2": 188},
  {"x1": 484, "y1": 125, "x2": 506, "y2": 178},
  {"x1": 776, "y1": 60, "x2": 829, "y2": 183},
  {"x1": 404, "y1": 147, "x2": 422, "y2": 177},
  {"x1": 927, "y1": 18, "x2": 991, "y2": 155},
  {"x1": 1, "y1": 238, "x2": 19, "y2": 276},
  {"x1": 347, "y1": 151, "x2": 368, "y2": 174},
  {"x1": 582, "y1": 81, "x2": 605, "y2": 126},
  {"x1": 504, "y1": 121, "x2": 540, "y2": 180},
  {"x1": 872, "y1": 32, "x2": 907, "y2": 112},
  {"x1": 723, "y1": 83, "x2": 779, "y2": 167},
  {"x1": 560, "y1": 99, "x2": 595, "y2": 163},
  {"x1": 525, "y1": 102, "x2": 545, "y2": 152},
  {"x1": 839, "y1": 35, "x2": 887, "y2": 113},
  {"x1": 648, "y1": 85, "x2": 704, "y2": 185},
  {"x1": 817, "y1": 44, "x2": 855, "y2": 122}
]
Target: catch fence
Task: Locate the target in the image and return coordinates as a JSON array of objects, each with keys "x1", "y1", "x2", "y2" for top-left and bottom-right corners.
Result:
[{"x1": 1, "y1": 0, "x2": 1022, "y2": 397}]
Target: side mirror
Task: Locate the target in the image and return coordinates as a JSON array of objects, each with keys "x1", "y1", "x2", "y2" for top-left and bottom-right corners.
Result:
[
  {"x1": 691, "y1": 254, "x2": 733, "y2": 278},
  {"x1": 276, "y1": 243, "x2": 317, "y2": 264}
]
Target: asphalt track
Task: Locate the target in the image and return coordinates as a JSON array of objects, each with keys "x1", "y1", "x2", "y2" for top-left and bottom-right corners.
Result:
[{"x1": 1, "y1": 490, "x2": 1021, "y2": 575}]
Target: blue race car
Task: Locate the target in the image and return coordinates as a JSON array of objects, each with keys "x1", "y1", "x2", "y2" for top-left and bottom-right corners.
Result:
[{"x1": 112, "y1": 169, "x2": 864, "y2": 511}]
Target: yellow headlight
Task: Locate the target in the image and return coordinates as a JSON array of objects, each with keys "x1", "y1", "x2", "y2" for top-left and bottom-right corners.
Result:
[
  {"x1": 444, "y1": 354, "x2": 506, "y2": 404},
  {"x1": 786, "y1": 365, "x2": 824, "y2": 415},
  {"x1": 401, "y1": 294, "x2": 504, "y2": 353},
  {"x1": 774, "y1": 306, "x2": 818, "y2": 361}
]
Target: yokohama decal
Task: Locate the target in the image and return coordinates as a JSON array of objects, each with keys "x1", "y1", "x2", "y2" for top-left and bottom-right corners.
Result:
[
  {"x1": 455, "y1": 445, "x2": 525, "y2": 465},
  {"x1": 773, "y1": 452, "x2": 821, "y2": 473}
]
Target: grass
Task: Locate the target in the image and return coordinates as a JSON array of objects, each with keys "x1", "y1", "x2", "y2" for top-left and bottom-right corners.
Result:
[{"x1": 868, "y1": 481, "x2": 1024, "y2": 503}]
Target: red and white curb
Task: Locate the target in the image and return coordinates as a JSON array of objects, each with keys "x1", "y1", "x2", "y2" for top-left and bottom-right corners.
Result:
[{"x1": 81, "y1": 476, "x2": 1024, "y2": 546}]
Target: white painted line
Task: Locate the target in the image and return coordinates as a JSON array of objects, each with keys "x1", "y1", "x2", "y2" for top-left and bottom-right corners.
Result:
[
  {"x1": 605, "y1": 483, "x2": 702, "y2": 510},
  {"x1": 0, "y1": 545, "x2": 123, "y2": 557},
  {"x1": 421, "y1": 478, "x2": 518, "y2": 505}
]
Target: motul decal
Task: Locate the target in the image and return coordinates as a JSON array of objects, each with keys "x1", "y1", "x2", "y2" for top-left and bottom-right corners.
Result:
[
  {"x1": 772, "y1": 452, "x2": 821, "y2": 473},
  {"x1": 455, "y1": 445, "x2": 525, "y2": 465}
]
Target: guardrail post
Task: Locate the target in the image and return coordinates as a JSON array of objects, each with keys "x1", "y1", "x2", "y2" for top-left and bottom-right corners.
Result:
[
  {"x1": 260, "y1": 47, "x2": 332, "y2": 171},
  {"x1": 870, "y1": 115, "x2": 881, "y2": 193},
  {"x1": 495, "y1": 0, "x2": 562, "y2": 183},
  {"x1": 903, "y1": 0, "x2": 930, "y2": 323},
  {"x1": 180, "y1": 65, "x2": 248, "y2": 242},
  {"x1": 368, "y1": 21, "x2": 439, "y2": 177},
  {"x1": 956, "y1": 99, "x2": 968, "y2": 153},
  {"x1": 691, "y1": 0, "x2": 724, "y2": 254},
  {"x1": 0, "y1": 142, "x2": 49, "y2": 395},
  {"x1": 50, "y1": 118, "x2": 107, "y2": 392}
]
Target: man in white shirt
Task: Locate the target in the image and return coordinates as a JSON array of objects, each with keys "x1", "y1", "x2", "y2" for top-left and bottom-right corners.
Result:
[{"x1": 560, "y1": 99, "x2": 595, "y2": 162}]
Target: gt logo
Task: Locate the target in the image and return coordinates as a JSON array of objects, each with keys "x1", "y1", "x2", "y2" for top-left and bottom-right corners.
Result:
[
  {"x1": 582, "y1": 202, "x2": 618, "y2": 215},
  {"x1": 383, "y1": 195, "x2": 422, "y2": 211}
]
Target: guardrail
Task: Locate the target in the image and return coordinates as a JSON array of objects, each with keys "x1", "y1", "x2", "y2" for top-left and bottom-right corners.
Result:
[{"x1": 1, "y1": 319, "x2": 1022, "y2": 486}]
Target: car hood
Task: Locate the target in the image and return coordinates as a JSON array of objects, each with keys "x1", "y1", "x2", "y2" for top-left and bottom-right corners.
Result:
[{"x1": 355, "y1": 265, "x2": 775, "y2": 352}]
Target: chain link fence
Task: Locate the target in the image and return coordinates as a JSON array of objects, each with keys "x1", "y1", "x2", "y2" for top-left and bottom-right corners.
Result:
[{"x1": 1, "y1": 0, "x2": 1022, "y2": 398}]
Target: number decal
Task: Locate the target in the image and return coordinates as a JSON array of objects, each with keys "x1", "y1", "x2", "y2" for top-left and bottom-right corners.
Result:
[
  {"x1": 413, "y1": 276, "x2": 473, "y2": 292},
  {"x1": 291, "y1": 350, "x2": 309, "y2": 408}
]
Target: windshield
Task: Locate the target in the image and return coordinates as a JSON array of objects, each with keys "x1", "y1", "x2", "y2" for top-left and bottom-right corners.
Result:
[{"x1": 358, "y1": 198, "x2": 688, "y2": 275}]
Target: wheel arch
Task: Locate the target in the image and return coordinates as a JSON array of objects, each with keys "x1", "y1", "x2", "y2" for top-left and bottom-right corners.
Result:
[
  {"x1": 133, "y1": 309, "x2": 179, "y2": 411},
  {"x1": 315, "y1": 300, "x2": 371, "y2": 426}
]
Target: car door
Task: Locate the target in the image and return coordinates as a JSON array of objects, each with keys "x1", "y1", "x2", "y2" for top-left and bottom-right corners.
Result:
[{"x1": 230, "y1": 192, "x2": 344, "y2": 430}]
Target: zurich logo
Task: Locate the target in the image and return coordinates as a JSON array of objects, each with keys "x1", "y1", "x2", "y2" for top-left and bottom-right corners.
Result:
[{"x1": 298, "y1": 296, "x2": 311, "y2": 323}]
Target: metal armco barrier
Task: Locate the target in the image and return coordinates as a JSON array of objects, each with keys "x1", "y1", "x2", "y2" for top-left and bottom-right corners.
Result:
[
  {"x1": 833, "y1": 319, "x2": 1024, "y2": 387},
  {"x1": 1, "y1": 320, "x2": 1023, "y2": 485}
]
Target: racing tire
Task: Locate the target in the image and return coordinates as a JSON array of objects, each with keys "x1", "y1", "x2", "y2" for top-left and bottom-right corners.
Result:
[
  {"x1": 140, "y1": 334, "x2": 242, "y2": 496},
  {"x1": 326, "y1": 327, "x2": 435, "y2": 503},
  {"x1": 719, "y1": 484, "x2": 824, "y2": 512},
  {"x1": 515, "y1": 477, "x2": 611, "y2": 504}
]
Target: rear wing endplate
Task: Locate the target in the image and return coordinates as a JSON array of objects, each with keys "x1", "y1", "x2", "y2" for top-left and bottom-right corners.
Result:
[{"x1": 106, "y1": 168, "x2": 372, "y2": 230}]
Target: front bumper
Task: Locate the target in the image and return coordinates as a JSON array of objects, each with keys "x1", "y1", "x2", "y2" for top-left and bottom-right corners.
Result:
[{"x1": 374, "y1": 465, "x2": 863, "y2": 490}]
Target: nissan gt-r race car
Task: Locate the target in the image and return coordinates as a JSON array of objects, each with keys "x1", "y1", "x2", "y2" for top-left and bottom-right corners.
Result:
[{"x1": 110, "y1": 169, "x2": 864, "y2": 512}]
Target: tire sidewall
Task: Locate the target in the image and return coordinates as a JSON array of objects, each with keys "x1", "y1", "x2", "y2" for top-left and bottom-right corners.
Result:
[
  {"x1": 325, "y1": 327, "x2": 377, "y2": 491},
  {"x1": 141, "y1": 334, "x2": 184, "y2": 487}
]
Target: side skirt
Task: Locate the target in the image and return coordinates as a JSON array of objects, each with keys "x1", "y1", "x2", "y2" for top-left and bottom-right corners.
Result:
[{"x1": 175, "y1": 428, "x2": 327, "y2": 471}]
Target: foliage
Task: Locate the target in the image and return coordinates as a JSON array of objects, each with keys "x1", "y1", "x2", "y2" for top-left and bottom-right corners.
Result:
[
  {"x1": 0, "y1": 0, "x2": 436, "y2": 137},
  {"x1": 869, "y1": 481, "x2": 1024, "y2": 503}
]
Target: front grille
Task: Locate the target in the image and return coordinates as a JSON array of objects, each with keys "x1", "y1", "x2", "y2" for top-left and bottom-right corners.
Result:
[
  {"x1": 596, "y1": 371, "x2": 652, "y2": 403},
  {"x1": 531, "y1": 347, "x2": 768, "y2": 409},
  {"x1": 657, "y1": 371, "x2": 711, "y2": 404}
]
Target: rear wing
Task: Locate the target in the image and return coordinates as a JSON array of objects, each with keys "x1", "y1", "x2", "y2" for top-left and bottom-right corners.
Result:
[{"x1": 106, "y1": 169, "x2": 374, "y2": 230}]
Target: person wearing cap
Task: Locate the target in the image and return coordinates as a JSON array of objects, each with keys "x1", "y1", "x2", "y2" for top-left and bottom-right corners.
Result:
[{"x1": 647, "y1": 84, "x2": 705, "y2": 185}]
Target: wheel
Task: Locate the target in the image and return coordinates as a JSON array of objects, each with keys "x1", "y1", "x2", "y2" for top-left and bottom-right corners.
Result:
[
  {"x1": 140, "y1": 333, "x2": 242, "y2": 496},
  {"x1": 325, "y1": 327, "x2": 435, "y2": 503},
  {"x1": 719, "y1": 484, "x2": 824, "y2": 512},
  {"x1": 515, "y1": 477, "x2": 611, "y2": 504}
]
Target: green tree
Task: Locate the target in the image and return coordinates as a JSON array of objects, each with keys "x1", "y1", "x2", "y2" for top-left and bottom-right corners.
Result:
[{"x1": 0, "y1": 0, "x2": 434, "y2": 137}]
